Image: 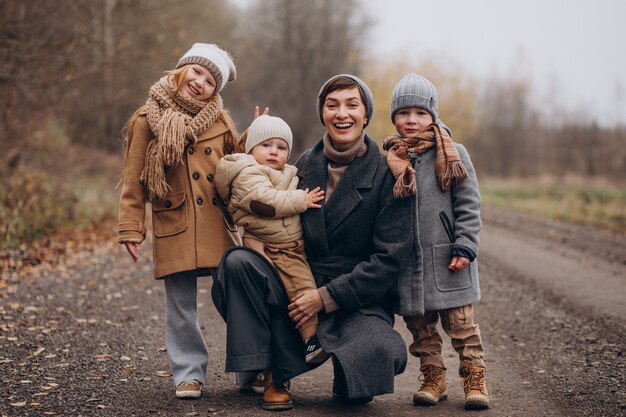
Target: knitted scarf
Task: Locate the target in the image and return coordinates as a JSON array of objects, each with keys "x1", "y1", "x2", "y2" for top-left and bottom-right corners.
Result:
[
  {"x1": 141, "y1": 75, "x2": 223, "y2": 201},
  {"x1": 383, "y1": 123, "x2": 468, "y2": 198},
  {"x1": 322, "y1": 132, "x2": 367, "y2": 200}
]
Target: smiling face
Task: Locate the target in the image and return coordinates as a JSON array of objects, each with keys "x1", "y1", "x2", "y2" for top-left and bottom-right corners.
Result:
[
  {"x1": 179, "y1": 64, "x2": 216, "y2": 101},
  {"x1": 250, "y1": 138, "x2": 290, "y2": 171},
  {"x1": 322, "y1": 86, "x2": 368, "y2": 150},
  {"x1": 393, "y1": 107, "x2": 434, "y2": 137}
]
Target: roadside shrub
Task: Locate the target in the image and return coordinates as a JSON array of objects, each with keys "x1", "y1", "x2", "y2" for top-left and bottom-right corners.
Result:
[{"x1": 0, "y1": 166, "x2": 77, "y2": 249}]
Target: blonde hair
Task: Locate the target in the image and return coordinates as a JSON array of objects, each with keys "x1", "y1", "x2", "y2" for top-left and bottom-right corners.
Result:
[{"x1": 165, "y1": 65, "x2": 191, "y2": 92}]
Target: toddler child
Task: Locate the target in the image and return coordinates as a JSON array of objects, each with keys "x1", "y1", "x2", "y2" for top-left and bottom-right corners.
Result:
[{"x1": 215, "y1": 115, "x2": 329, "y2": 365}]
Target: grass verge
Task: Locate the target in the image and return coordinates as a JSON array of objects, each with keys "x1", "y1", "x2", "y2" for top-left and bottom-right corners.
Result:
[{"x1": 480, "y1": 180, "x2": 626, "y2": 234}]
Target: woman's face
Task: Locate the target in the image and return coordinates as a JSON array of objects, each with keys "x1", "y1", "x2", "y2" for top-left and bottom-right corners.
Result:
[
  {"x1": 180, "y1": 64, "x2": 216, "y2": 101},
  {"x1": 322, "y1": 86, "x2": 368, "y2": 149}
]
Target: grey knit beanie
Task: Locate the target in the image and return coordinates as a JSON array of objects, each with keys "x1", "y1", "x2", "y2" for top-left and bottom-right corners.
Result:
[
  {"x1": 177, "y1": 43, "x2": 236, "y2": 92},
  {"x1": 245, "y1": 115, "x2": 293, "y2": 156},
  {"x1": 316, "y1": 74, "x2": 374, "y2": 127},
  {"x1": 390, "y1": 73, "x2": 438, "y2": 122}
]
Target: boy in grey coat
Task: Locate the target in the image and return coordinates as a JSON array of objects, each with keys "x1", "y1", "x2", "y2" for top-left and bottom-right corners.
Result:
[{"x1": 384, "y1": 73, "x2": 490, "y2": 410}]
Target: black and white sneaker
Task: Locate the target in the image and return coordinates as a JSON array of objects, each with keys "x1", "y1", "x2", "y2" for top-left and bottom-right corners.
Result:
[{"x1": 304, "y1": 335, "x2": 331, "y2": 364}]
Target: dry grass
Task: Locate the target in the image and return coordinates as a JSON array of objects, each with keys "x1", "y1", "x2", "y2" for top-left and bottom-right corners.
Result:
[{"x1": 480, "y1": 179, "x2": 626, "y2": 234}]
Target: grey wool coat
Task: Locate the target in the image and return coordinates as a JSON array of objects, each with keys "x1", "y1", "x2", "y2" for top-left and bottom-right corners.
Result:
[
  {"x1": 398, "y1": 143, "x2": 482, "y2": 317},
  {"x1": 295, "y1": 136, "x2": 413, "y2": 399}
]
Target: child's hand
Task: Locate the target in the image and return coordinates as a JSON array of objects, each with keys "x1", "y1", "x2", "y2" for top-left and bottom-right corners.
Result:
[
  {"x1": 449, "y1": 256, "x2": 470, "y2": 271},
  {"x1": 304, "y1": 187, "x2": 325, "y2": 208},
  {"x1": 253, "y1": 105, "x2": 270, "y2": 119},
  {"x1": 123, "y1": 242, "x2": 141, "y2": 262}
]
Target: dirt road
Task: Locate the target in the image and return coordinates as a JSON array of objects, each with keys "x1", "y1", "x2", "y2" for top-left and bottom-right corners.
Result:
[{"x1": 1, "y1": 207, "x2": 625, "y2": 416}]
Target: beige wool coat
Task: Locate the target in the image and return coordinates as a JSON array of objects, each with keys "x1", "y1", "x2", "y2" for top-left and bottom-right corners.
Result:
[
  {"x1": 214, "y1": 153, "x2": 307, "y2": 244},
  {"x1": 117, "y1": 111, "x2": 241, "y2": 279}
]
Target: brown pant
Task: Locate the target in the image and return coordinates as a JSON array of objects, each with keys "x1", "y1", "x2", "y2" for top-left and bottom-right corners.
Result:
[
  {"x1": 266, "y1": 239, "x2": 318, "y2": 341},
  {"x1": 403, "y1": 304, "x2": 485, "y2": 374}
]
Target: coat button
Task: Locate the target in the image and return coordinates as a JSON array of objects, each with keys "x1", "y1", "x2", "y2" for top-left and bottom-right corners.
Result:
[
  {"x1": 204, "y1": 147, "x2": 212, "y2": 155},
  {"x1": 164, "y1": 200, "x2": 172, "y2": 208},
  {"x1": 188, "y1": 146, "x2": 195, "y2": 155},
  {"x1": 197, "y1": 197, "x2": 203, "y2": 205},
  {"x1": 192, "y1": 172, "x2": 200, "y2": 180},
  {"x1": 417, "y1": 159, "x2": 422, "y2": 164},
  {"x1": 206, "y1": 173, "x2": 214, "y2": 181},
  {"x1": 212, "y1": 197, "x2": 218, "y2": 205}
]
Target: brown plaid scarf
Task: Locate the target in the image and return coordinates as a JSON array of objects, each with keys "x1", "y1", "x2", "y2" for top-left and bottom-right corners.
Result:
[{"x1": 382, "y1": 123, "x2": 468, "y2": 198}]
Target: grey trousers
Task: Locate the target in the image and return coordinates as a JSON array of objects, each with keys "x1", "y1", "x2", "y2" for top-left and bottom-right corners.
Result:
[{"x1": 164, "y1": 269, "x2": 215, "y2": 387}]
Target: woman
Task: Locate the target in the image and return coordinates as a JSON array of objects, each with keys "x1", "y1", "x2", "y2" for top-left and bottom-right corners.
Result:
[{"x1": 211, "y1": 74, "x2": 414, "y2": 410}]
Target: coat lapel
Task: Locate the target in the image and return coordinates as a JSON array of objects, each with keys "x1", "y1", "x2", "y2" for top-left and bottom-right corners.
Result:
[
  {"x1": 297, "y1": 141, "x2": 330, "y2": 257},
  {"x1": 324, "y1": 136, "x2": 378, "y2": 234}
]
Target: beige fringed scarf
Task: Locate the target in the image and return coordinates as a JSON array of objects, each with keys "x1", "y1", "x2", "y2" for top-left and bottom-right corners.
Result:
[
  {"x1": 383, "y1": 123, "x2": 468, "y2": 198},
  {"x1": 141, "y1": 75, "x2": 223, "y2": 201}
]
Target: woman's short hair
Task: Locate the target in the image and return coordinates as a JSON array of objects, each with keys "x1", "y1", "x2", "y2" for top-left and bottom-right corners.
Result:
[{"x1": 316, "y1": 74, "x2": 374, "y2": 126}]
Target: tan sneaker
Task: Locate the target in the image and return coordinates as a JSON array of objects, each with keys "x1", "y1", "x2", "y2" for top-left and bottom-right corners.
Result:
[
  {"x1": 461, "y1": 365, "x2": 490, "y2": 409},
  {"x1": 240, "y1": 372, "x2": 265, "y2": 394},
  {"x1": 175, "y1": 380, "x2": 202, "y2": 399},
  {"x1": 413, "y1": 365, "x2": 447, "y2": 406}
]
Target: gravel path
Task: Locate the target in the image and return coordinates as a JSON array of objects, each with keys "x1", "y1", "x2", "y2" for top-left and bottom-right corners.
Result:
[{"x1": 1, "y1": 207, "x2": 624, "y2": 416}]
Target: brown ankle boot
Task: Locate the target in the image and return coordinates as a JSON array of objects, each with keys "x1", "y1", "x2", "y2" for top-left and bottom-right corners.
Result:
[
  {"x1": 460, "y1": 364, "x2": 490, "y2": 410},
  {"x1": 261, "y1": 370, "x2": 293, "y2": 411},
  {"x1": 413, "y1": 365, "x2": 447, "y2": 406}
]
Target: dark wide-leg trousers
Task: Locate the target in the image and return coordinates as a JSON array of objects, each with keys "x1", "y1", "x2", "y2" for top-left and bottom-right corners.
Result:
[{"x1": 211, "y1": 247, "x2": 312, "y2": 387}]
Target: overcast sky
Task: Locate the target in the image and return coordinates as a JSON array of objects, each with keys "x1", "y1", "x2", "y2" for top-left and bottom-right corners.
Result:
[{"x1": 360, "y1": 0, "x2": 626, "y2": 126}]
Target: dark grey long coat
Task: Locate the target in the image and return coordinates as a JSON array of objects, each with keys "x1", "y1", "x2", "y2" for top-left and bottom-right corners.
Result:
[{"x1": 295, "y1": 136, "x2": 414, "y2": 399}]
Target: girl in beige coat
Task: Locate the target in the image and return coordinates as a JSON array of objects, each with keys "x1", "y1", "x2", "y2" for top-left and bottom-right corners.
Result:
[{"x1": 117, "y1": 43, "x2": 240, "y2": 399}]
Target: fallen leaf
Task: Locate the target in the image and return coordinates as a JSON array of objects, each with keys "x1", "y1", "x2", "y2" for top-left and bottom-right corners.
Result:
[
  {"x1": 94, "y1": 354, "x2": 112, "y2": 359},
  {"x1": 96, "y1": 404, "x2": 106, "y2": 409},
  {"x1": 155, "y1": 371, "x2": 171, "y2": 377},
  {"x1": 10, "y1": 402, "x2": 27, "y2": 407},
  {"x1": 120, "y1": 356, "x2": 131, "y2": 361},
  {"x1": 31, "y1": 347, "x2": 45, "y2": 356}
]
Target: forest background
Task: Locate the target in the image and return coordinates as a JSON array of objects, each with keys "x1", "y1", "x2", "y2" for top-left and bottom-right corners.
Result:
[{"x1": 1, "y1": 0, "x2": 625, "y2": 250}]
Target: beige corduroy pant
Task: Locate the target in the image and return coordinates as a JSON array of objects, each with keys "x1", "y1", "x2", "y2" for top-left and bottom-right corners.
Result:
[
  {"x1": 404, "y1": 304, "x2": 486, "y2": 373},
  {"x1": 266, "y1": 239, "x2": 318, "y2": 341}
]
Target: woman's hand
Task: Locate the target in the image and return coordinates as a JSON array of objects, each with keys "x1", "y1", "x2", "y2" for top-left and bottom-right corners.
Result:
[
  {"x1": 123, "y1": 242, "x2": 141, "y2": 262},
  {"x1": 288, "y1": 290, "x2": 323, "y2": 329},
  {"x1": 449, "y1": 256, "x2": 470, "y2": 271},
  {"x1": 253, "y1": 105, "x2": 270, "y2": 119},
  {"x1": 242, "y1": 237, "x2": 278, "y2": 265},
  {"x1": 304, "y1": 187, "x2": 325, "y2": 208}
]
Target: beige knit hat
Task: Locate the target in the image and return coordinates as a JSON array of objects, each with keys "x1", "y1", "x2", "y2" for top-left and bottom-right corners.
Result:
[
  {"x1": 177, "y1": 43, "x2": 236, "y2": 92},
  {"x1": 245, "y1": 115, "x2": 293, "y2": 156}
]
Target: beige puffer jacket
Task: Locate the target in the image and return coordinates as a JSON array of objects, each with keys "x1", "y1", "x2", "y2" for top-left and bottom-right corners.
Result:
[{"x1": 215, "y1": 153, "x2": 307, "y2": 244}]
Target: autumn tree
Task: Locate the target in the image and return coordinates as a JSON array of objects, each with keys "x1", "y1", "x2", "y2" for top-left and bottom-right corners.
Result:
[{"x1": 226, "y1": 0, "x2": 369, "y2": 158}]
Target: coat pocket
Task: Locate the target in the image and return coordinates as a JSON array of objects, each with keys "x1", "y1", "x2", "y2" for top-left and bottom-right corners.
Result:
[
  {"x1": 432, "y1": 243, "x2": 473, "y2": 292},
  {"x1": 152, "y1": 191, "x2": 188, "y2": 237}
]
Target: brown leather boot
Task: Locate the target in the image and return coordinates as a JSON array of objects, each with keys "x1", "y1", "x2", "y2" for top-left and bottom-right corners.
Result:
[
  {"x1": 460, "y1": 364, "x2": 490, "y2": 410},
  {"x1": 261, "y1": 370, "x2": 293, "y2": 411},
  {"x1": 413, "y1": 365, "x2": 447, "y2": 406}
]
